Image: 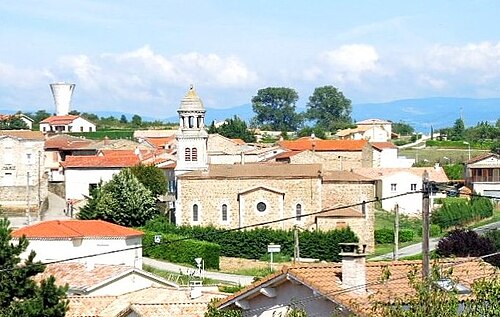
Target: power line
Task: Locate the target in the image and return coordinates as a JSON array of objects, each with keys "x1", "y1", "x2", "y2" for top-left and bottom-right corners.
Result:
[{"x1": 1, "y1": 191, "x2": 421, "y2": 273}]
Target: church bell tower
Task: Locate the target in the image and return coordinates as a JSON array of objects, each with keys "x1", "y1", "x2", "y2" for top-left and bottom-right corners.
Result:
[{"x1": 175, "y1": 85, "x2": 208, "y2": 176}]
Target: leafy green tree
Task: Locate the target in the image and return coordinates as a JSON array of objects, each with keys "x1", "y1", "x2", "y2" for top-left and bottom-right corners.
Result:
[
  {"x1": 80, "y1": 112, "x2": 99, "y2": 122},
  {"x1": 0, "y1": 116, "x2": 29, "y2": 130},
  {"x1": 450, "y1": 118, "x2": 465, "y2": 141},
  {"x1": 392, "y1": 121, "x2": 415, "y2": 136},
  {"x1": 251, "y1": 87, "x2": 302, "y2": 131},
  {"x1": 68, "y1": 110, "x2": 80, "y2": 116},
  {"x1": 213, "y1": 116, "x2": 256, "y2": 143},
  {"x1": 120, "y1": 114, "x2": 128, "y2": 124},
  {"x1": 305, "y1": 85, "x2": 352, "y2": 131},
  {"x1": 131, "y1": 114, "x2": 143, "y2": 127},
  {"x1": 0, "y1": 218, "x2": 68, "y2": 316},
  {"x1": 491, "y1": 140, "x2": 500, "y2": 155},
  {"x1": 129, "y1": 164, "x2": 168, "y2": 197},
  {"x1": 31, "y1": 110, "x2": 51, "y2": 123},
  {"x1": 297, "y1": 126, "x2": 327, "y2": 140},
  {"x1": 442, "y1": 164, "x2": 464, "y2": 180},
  {"x1": 77, "y1": 169, "x2": 158, "y2": 227}
]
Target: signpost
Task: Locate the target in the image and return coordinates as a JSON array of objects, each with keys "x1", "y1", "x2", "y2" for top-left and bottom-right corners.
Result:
[{"x1": 267, "y1": 244, "x2": 281, "y2": 270}]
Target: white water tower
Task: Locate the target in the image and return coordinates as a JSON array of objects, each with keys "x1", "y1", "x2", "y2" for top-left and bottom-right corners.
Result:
[{"x1": 50, "y1": 82, "x2": 75, "y2": 116}]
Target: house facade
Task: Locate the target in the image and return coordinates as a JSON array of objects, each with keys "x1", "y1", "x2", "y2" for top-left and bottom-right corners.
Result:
[
  {"x1": 40, "y1": 115, "x2": 96, "y2": 133},
  {"x1": 0, "y1": 130, "x2": 47, "y2": 210},
  {"x1": 12, "y1": 220, "x2": 144, "y2": 268},
  {"x1": 465, "y1": 153, "x2": 500, "y2": 198},
  {"x1": 336, "y1": 118, "x2": 394, "y2": 142}
]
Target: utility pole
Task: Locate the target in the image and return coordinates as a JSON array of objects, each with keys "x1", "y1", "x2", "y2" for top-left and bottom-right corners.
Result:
[
  {"x1": 393, "y1": 204, "x2": 399, "y2": 261},
  {"x1": 422, "y1": 170, "x2": 430, "y2": 279},
  {"x1": 293, "y1": 225, "x2": 300, "y2": 265},
  {"x1": 37, "y1": 151, "x2": 41, "y2": 220},
  {"x1": 26, "y1": 171, "x2": 31, "y2": 225}
]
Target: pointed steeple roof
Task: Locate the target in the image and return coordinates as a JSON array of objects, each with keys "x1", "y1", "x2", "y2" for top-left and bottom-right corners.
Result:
[{"x1": 178, "y1": 85, "x2": 205, "y2": 112}]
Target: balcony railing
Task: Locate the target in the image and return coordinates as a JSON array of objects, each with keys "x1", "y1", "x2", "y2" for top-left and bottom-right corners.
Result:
[{"x1": 467, "y1": 175, "x2": 500, "y2": 183}]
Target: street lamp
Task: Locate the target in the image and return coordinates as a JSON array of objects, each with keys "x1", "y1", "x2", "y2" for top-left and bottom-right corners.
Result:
[{"x1": 463, "y1": 141, "x2": 471, "y2": 161}]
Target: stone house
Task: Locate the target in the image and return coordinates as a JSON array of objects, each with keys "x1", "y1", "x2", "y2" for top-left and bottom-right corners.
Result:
[{"x1": 0, "y1": 130, "x2": 47, "y2": 210}]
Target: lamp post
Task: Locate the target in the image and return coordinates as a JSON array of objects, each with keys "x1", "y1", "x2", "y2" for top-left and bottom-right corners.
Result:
[{"x1": 463, "y1": 141, "x2": 471, "y2": 160}]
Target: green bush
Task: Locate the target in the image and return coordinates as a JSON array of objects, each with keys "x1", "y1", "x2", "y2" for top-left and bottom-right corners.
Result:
[
  {"x1": 375, "y1": 228, "x2": 394, "y2": 244},
  {"x1": 431, "y1": 196, "x2": 493, "y2": 229},
  {"x1": 143, "y1": 217, "x2": 358, "y2": 262},
  {"x1": 143, "y1": 231, "x2": 220, "y2": 269},
  {"x1": 375, "y1": 228, "x2": 415, "y2": 244},
  {"x1": 416, "y1": 224, "x2": 442, "y2": 237}
]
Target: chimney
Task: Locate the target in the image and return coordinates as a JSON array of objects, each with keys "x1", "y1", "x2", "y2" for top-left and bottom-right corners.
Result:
[
  {"x1": 339, "y1": 243, "x2": 367, "y2": 294},
  {"x1": 50, "y1": 82, "x2": 75, "y2": 116}
]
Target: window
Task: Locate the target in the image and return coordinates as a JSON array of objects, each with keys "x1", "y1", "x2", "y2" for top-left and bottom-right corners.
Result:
[
  {"x1": 89, "y1": 127, "x2": 93, "y2": 132},
  {"x1": 336, "y1": 221, "x2": 347, "y2": 229},
  {"x1": 89, "y1": 183, "x2": 98, "y2": 192},
  {"x1": 411, "y1": 183, "x2": 417, "y2": 191},
  {"x1": 257, "y1": 202, "x2": 267, "y2": 212},
  {"x1": 192, "y1": 148, "x2": 198, "y2": 161},
  {"x1": 221, "y1": 204, "x2": 228, "y2": 221},
  {"x1": 80, "y1": 126, "x2": 84, "y2": 132},
  {"x1": 295, "y1": 204, "x2": 302, "y2": 221},
  {"x1": 391, "y1": 183, "x2": 397, "y2": 191},
  {"x1": 185, "y1": 148, "x2": 191, "y2": 161},
  {"x1": 42, "y1": 126, "x2": 46, "y2": 132},
  {"x1": 189, "y1": 116, "x2": 194, "y2": 128},
  {"x1": 193, "y1": 204, "x2": 199, "y2": 222}
]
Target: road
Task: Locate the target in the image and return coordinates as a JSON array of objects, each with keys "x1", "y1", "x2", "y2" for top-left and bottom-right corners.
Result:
[
  {"x1": 8, "y1": 192, "x2": 70, "y2": 229},
  {"x1": 371, "y1": 220, "x2": 500, "y2": 261},
  {"x1": 143, "y1": 257, "x2": 255, "y2": 286}
]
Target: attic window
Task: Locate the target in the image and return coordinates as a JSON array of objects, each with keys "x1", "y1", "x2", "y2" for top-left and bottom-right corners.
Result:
[{"x1": 257, "y1": 202, "x2": 267, "y2": 212}]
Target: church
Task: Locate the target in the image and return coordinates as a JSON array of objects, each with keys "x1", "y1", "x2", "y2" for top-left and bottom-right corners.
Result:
[{"x1": 174, "y1": 86, "x2": 376, "y2": 250}]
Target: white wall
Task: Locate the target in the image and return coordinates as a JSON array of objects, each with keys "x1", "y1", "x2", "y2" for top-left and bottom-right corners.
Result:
[
  {"x1": 88, "y1": 272, "x2": 168, "y2": 296},
  {"x1": 71, "y1": 117, "x2": 96, "y2": 132},
  {"x1": 65, "y1": 168, "x2": 122, "y2": 199},
  {"x1": 381, "y1": 172, "x2": 422, "y2": 215},
  {"x1": 20, "y1": 236, "x2": 142, "y2": 268}
]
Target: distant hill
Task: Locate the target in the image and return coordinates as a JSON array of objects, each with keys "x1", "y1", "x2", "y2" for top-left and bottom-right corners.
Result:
[{"x1": 2, "y1": 97, "x2": 498, "y2": 132}]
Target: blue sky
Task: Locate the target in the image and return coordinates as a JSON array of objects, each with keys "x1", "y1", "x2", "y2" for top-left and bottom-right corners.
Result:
[{"x1": 1, "y1": 1, "x2": 500, "y2": 118}]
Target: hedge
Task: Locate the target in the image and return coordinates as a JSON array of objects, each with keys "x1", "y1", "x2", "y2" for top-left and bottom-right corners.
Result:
[
  {"x1": 431, "y1": 196, "x2": 493, "y2": 229},
  {"x1": 143, "y1": 231, "x2": 220, "y2": 269},
  {"x1": 143, "y1": 217, "x2": 358, "y2": 262},
  {"x1": 375, "y1": 228, "x2": 415, "y2": 244}
]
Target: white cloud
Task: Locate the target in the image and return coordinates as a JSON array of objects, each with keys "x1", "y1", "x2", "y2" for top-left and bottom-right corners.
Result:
[
  {"x1": 0, "y1": 62, "x2": 54, "y2": 88},
  {"x1": 305, "y1": 44, "x2": 384, "y2": 83},
  {"x1": 426, "y1": 42, "x2": 500, "y2": 73}
]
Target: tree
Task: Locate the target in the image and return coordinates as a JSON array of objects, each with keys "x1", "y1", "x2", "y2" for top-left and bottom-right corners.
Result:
[
  {"x1": 129, "y1": 164, "x2": 168, "y2": 197},
  {"x1": 211, "y1": 116, "x2": 256, "y2": 143},
  {"x1": 297, "y1": 126, "x2": 326, "y2": 140},
  {"x1": 31, "y1": 110, "x2": 51, "y2": 123},
  {"x1": 68, "y1": 110, "x2": 80, "y2": 115},
  {"x1": 0, "y1": 218, "x2": 68, "y2": 316},
  {"x1": 392, "y1": 121, "x2": 415, "y2": 136},
  {"x1": 120, "y1": 114, "x2": 128, "y2": 124},
  {"x1": 77, "y1": 169, "x2": 158, "y2": 227},
  {"x1": 491, "y1": 140, "x2": 500, "y2": 155},
  {"x1": 305, "y1": 85, "x2": 352, "y2": 132},
  {"x1": 131, "y1": 114, "x2": 143, "y2": 127},
  {"x1": 0, "y1": 116, "x2": 29, "y2": 130},
  {"x1": 450, "y1": 118, "x2": 465, "y2": 141},
  {"x1": 442, "y1": 164, "x2": 464, "y2": 180},
  {"x1": 251, "y1": 87, "x2": 302, "y2": 131}
]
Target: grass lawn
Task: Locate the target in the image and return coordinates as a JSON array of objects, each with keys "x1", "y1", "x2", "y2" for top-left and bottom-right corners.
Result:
[
  {"x1": 399, "y1": 147, "x2": 488, "y2": 165},
  {"x1": 143, "y1": 264, "x2": 220, "y2": 286},
  {"x1": 467, "y1": 208, "x2": 500, "y2": 229}
]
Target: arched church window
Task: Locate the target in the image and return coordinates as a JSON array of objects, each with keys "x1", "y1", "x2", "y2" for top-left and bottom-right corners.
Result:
[
  {"x1": 221, "y1": 204, "x2": 228, "y2": 221},
  {"x1": 185, "y1": 148, "x2": 191, "y2": 161},
  {"x1": 192, "y1": 148, "x2": 198, "y2": 161},
  {"x1": 193, "y1": 204, "x2": 199, "y2": 222},
  {"x1": 295, "y1": 204, "x2": 302, "y2": 221}
]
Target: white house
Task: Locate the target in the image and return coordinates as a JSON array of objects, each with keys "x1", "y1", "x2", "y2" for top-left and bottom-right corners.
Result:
[
  {"x1": 353, "y1": 165, "x2": 449, "y2": 215},
  {"x1": 465, "y1": 153, "x2": 500, "y2": 198},
  {"x1": 371, "y1": 142, "x2": 415, "y2": 168},
  {"x1": 0, "y1": 130, "x2": 47, "y2": 209},
  {"x1": 40, "y1": 115, "x2": 96, "y2": 133},
  {"x1": 336, "y1": 118, "x2": 394, "y2": 142},
  {"x1": 38, "y1": 263, "x2": 178, "y2": 296},
  {"x1": 61, "y1": 151, "x2": 140, "y2": 200},
  {"x1": 12, "y1": 219, "x2": 144, "y2": 268}
]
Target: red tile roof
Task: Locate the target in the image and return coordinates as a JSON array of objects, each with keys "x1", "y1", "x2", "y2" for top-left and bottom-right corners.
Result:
[
  {"x1": 231, "y1": 138, "x2": 246, "y2": 145},
  {"x1": 370, "y1": 142, "x2": 397, "y2": 150},
  {"x1": 279, "y1": 139, "x2": 368, "y2": 151},
  {"x1": 0, "y1": 130, "x2": 45, "y2": 140},
  {"x1": 44, "y1": 134, "x2": 94, "y2": 150},
  {"x1": 144, "y1": 136, "x2": 176, "y2": 148},
  {"x1": 274, "y1": 150, "x2": 304, "y2": 159},
  {"x1": 12, "y1": 220, "x2": 143, "y2": 239},
  {"x1": 40, "y1": 115, "x2": 80, "y2": 125},
  {"x1": 61, "y1": 154, "x2": 140, "y2": 168}
]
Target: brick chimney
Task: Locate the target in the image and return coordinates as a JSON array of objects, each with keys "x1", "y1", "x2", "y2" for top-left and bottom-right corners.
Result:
[{"x1": 339, "y1": 243, "x2": 367, "y2": 294}]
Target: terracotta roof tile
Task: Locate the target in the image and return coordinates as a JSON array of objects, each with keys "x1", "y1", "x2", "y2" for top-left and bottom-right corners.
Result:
[
  {"x1": 466, "y1": 152, "x2": 500, "y2": 164},
  {"x1": 44, "y1": 134, "x2": 94, "y2": 150},
  {"x1": 321, "y1": 170, "x2": 374, "y2": 182},
  {"x1": 12, "y1": 220, "x2": 143, "y2": 239},
  {"x1": 178, "y1": 164, "x2": 323, "y2": 179},
  {"x1": 279, "y1": 139, "x2": 368, "y2": 151},
  {"x1": 61, "y1": 155, "x2": 140, "y2": 168},
  {"x1": 274, "y1": 150, "x2": 304, "y2": 159},
  {"x1": 231, "y1": 138, "x2": 246, "y2": 145},
  {"x1": 144, "y1": 136, "x2": 176, "y2": 148},
  {"x1": 0, "y1": 130, "x2": 45, "y2": 140},
  {"x1": 40, "y1": 115, "x2": 80, "y2": 125},
  {"x1": 353, "y1": 167, "x2": 450, "y2": 183},
  {"x1": 317, "y1": 206, "x2": 364, "y2": 218},
  {"x1": 218, "y1": 258, "x2": 498, "y2": 316},
  {"x1": 371, "y1": 142, "x2": 397, "y2": 150}
]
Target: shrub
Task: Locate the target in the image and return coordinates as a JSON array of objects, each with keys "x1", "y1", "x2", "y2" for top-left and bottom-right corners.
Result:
[
  {"x1": 431, "y1": 196, "x2": 493, "y2": 229},
  {"x1": 143, "y1": 231, "x2": 220, "y2": 269},
  {"x1": 437, "y1": 229, "x2": 495, "y2": 258},
  {"x1": 375, "y1": 228, "x2": 394, "y2": 244},
  {"x1": 143, "y1": 217, "x2": 358, "y2": 262},
  {"x1": 399, "y1": 229, "x2": 415, "y2": 242}
]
